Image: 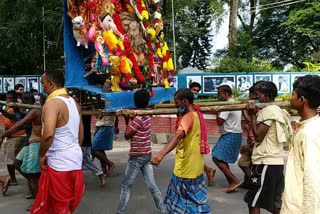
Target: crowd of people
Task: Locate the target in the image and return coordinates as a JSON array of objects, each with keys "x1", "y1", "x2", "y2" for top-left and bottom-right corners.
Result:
[{"x1": 0, "y1": 72, "x2": 320, "y2": 214}]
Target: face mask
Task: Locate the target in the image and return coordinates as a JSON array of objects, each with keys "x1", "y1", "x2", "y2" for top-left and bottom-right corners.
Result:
[
  {"x1": 178, "y1": 107, "x2": 185, "y2": 113},
  {"x1": 254, "y1": 99, "x2": 260, "y2": 103},
  {"x1": 193, "y1": 94, "x2": 198, "y2": 100}
]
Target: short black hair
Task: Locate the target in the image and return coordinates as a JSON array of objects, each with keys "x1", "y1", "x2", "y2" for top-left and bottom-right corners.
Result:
[
  {"x1": 134, "y1": 89, "x2": 150, "y2": 108},
  {"x1": 254, "y1": 81, "x2": 278, "y2": 100},
  {"x1": 218, "y1": 85, "x2": 232, "y2": 96},
  {"x1": 249, "y1": 82, "x2": 258, "y2": 94},
  {"x1": 293, "y1": 75, "x2": 320, "y2": 108},
  {"x1": 6, "y1": 90, "x2": 18, "y2": 99},
  {"x1": 29, "y1": 89, "x2": 38, "y2": 94},
  {"x1": 45, "y1": 70, "x2": 65, "y2": 87},
  {"x1": 21, "y1": 92, "x2": 35, "y2": 104},
  {"x1": 39, "y1": 93, "x2": 47, "y2": 105},
  {"x1": 189, "y1": 82, "x2": 201, "y2": 90},
  {"x1": 14, "y1": 84, "x2": 24, "y2": 90},
  {"x1": 174, "y1": 88, "x2": 194, "y2": 104}
]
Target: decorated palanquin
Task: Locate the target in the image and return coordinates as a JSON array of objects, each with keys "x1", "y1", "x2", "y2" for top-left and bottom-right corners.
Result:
[{"x1": 66, "y1": 0, "x2": 175, "y2": 96}]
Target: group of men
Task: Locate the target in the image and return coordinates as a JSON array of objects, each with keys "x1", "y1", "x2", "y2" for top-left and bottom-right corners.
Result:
[{"x1": 0, "y1": 72, "x2": 319, "y2": 214}]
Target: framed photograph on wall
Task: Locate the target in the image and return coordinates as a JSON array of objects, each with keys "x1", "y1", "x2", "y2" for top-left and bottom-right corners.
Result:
[
  {"x1": 172, "y1": 76, "x2": 178, "y2": 90},
  {"x1": 0, "y1": 78, "x2": 2, "y2": 93},
  {"x1": 237, "y1": 75, "x2": 253, "y2": 92},
  {"x1": 3, "y1": 77, "x2": 14, "y2": 93},
  {"x1": 254, "y1": 74, "x2": 271, "y2": 82},
  {"x1": 203, "y1": 75, "x2": 235, "y2": 93},
  {"x1": 291, "y1": 74, "x2": 305, "y2": 88},
  {"x1": 273, "y1": 74, "x2": 290, "y2": 93},
  {"x1": 186, "y1": 76, "x2": 202, "y2": 88},
  {"x1": 15, "y1": 77, "x2": 27, "y2": 89},
  {"x1": 27, "y1": 77, "x2": 39, "y2": 91}
]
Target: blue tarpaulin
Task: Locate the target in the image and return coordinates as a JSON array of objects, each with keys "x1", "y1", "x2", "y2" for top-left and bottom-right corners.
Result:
[{"x1": 63, "y1": 0, "x2": 176, "y2": 112}]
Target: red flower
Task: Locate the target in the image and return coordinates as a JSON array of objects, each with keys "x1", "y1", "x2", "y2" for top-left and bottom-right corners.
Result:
[
  {"x1": 87, "y1": 1, "x2": 97, "y2": 7},
  {"x1": 163, "y1": 70, "x2": 168, "y2": 78},
  {"x1": 170, "y1": 69, "x2": 175, "y2": 74},
  {"x1": 151, "y1": 91, "x2": 155, "y2": 97},
  {"x1": 124, "y1": 73, "x2": 132, "y2": 80}
]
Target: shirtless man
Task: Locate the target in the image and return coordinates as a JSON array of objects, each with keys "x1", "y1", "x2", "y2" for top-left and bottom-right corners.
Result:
[
  {"x1": 0, "y1": 93, "x2": 45, "y2": 210},
  {"x1": 31, "y1": 70, "x2": 85, "y2": 214}
]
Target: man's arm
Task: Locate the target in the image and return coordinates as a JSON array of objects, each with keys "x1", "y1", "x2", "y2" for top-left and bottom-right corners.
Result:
[
  {"x1": 151, "y1": 130, "x2": 185, "y2": 166},
  {"x1": 39, "y1": 101, "x2": 58, "y2": 157},
  {"x1": 76, "y1": 103, "x2": 83, "y2": 146},
  {"x1": 247, "y1": 102, "x2": 269, "y2": 143},
  {"x1": 78, "y1": 115, "x2": 84, "y2": 146},
  {"x1": 216, "y1": 113, "x2": 225, "y2": 126},
  {"x1": 0, "y1": 110, "x2": 36, "y2": 146},
  {"x1": 0, "y1": 108, "x2": 16, "y2": 120},
  {"x1": 124, "y1": 116, "x2": 139, "y2": 140}
]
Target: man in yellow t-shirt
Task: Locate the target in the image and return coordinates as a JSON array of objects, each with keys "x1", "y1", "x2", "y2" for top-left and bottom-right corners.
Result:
[
  {"x1": 151, "y1": 88, "x2": 211, "y2": 214},
  {"x1": 245, "y1": 81, "x2": 292, "y2": 214}
]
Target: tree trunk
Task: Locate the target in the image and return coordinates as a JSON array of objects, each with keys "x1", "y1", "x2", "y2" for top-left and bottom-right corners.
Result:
[
  {"x1": 249, "y1": 0, "x2": 256, "y2": 41},
  {"x1": 229, "y1": 0, "x2": 239, "y2": 55}
]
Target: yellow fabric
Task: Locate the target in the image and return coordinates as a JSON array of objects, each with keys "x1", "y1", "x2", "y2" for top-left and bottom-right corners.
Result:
[
  {"x1": 45, "y1": 88, "x2": 68, "y2": 103},
  {"x1": 173, "y1": 112, "x2": 204, "y2": 179},
  {"x1": 281, "y1": 115, "x2": 320, "y2": 214},
  {"x1": 251, "y1": 105, "x2": 293, "y2": 165}
]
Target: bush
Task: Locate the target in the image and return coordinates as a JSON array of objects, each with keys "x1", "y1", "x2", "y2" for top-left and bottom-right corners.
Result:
[{"x1": 208, "y1": 56, "x2": 282, "y2": 73}]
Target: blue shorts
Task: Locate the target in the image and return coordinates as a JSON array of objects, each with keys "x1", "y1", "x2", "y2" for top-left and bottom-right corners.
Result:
[{"x1": 92, "y1": 126, "x2": 114, "y2": 151}]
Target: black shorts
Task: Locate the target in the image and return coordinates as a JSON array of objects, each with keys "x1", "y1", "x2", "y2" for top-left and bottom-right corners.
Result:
[{"x1": 244, "y1": 164, "x2": 284, "y2": 212}]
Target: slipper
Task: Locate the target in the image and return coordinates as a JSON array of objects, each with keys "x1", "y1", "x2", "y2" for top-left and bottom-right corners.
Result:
[
  {"x1": 226, "y1": 188, "x2": 239, "y2": 193},
  {"x1": 2, "y1": 178, "x2": 9, "y2": 196},
  {"x1": 106, "y1": 164, "x2": 115, "y2": 176}
]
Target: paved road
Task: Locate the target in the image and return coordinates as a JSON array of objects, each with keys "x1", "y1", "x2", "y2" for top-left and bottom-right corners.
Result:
[{"x1": 0, "y1": 139, "x2": 275, "y2": 214}]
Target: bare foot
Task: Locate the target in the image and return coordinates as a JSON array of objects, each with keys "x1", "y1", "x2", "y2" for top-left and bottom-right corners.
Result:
[
  {"x1": 2, "y1": 178, "x2": 9, "y2": 196},
  {"x1": 219, "y1": 182, "x2": 241, "y2": 193},
  {"x1": 106, "y1": 164, "x2": 115, "y2": 176},
  {"x1": 206, "y1": 168, "x2": 216, "y2": 186},
  {"x1": 99, "y1": 174, "x2": 106, "y2": 187}
]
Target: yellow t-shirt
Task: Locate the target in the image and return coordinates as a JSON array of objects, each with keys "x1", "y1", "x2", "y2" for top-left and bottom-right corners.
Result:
[
  {"x1": 173, "y1": 112, "x2": 204, "y2": 179},
  {"x1": 251, "y1": 105, "x2": 292, "y2": 165}
]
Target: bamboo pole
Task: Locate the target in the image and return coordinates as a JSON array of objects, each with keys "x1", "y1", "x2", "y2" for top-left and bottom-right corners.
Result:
[
  {"x1": 0, "y1": 101, "x2": 41, "y2": 109},
  {"x1": 116, "y1": 101, "x2": 291, "y2": 116},
  {"x1": 155, "y1": 101, "x2": 242, "y2": 108}
]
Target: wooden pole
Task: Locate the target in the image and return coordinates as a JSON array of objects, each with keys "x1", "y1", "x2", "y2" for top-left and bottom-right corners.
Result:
[
  {"x1": 0, "y1": 101, "x2": 41, "y2": 109},
  {"x1": 154, "y1": 101, "x2": 242, "y2": 108},
  {"x1": 116, "y1": 101, "x2": 291, "y2": 116}
]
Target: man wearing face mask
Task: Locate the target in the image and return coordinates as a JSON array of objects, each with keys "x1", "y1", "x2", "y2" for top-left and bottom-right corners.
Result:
[
  {"x1": 244, "y1": 81, "x2": 292, "y2": 214},
  {"x1": 151, "y1": 89, "x2": 211, "y2": 213},
  {"x1": 211, "y1": 85, "x2": 243, "y2": 193},
  {"x1": 189, "y1": 82, "x2": 216, "y2": 185}
]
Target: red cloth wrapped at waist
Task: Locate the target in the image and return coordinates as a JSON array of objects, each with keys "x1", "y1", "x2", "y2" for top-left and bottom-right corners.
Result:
[{"x1": 31, "y1": 166, "x2": 85, "y2": 214}]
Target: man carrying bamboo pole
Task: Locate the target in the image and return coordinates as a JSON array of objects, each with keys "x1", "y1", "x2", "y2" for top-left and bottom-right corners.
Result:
[
  {"x1": 0, "y1": 90, "x2": 26, "y2": 185},
  {"x1": 151, "y1": 88, "x2": 211, "y2": 214},
  {"x1": 189, "y1": 82, "x2": 216, "y2": 185},
  {"x1": 211, "y1": 85, "x2": 242, "y2": 193},
  {"x1": 244, "y1": 81, "x2": 292, "y2": 214}
]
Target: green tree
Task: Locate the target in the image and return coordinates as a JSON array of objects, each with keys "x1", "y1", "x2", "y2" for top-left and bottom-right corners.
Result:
[
  {"x1": 0, "y1": 0, "x2": 63, "y2": 75},
  {"x1": 162, "y1": 0, "x2": 224, "y2": 70}
]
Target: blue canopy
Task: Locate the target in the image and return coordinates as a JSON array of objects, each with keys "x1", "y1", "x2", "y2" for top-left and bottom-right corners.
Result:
[{"x1": 63, "y1": 0, "x2": 176, "y2": 112}]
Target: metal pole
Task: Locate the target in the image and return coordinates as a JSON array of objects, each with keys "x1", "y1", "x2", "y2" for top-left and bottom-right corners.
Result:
[
  {"x1": 171, "y1": 0, "x2": 177, "y2": 69},
  {"x1": 42, "y1": 6, "x2": 46, "y2": 72}
]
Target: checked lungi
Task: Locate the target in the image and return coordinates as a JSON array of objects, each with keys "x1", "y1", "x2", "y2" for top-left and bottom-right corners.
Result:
[
  {"x1": 211, "y1": 133, "x2": 242, "y2": 163},
  {"x1": 165, "y1": 173, "x2": 211, "y2": 214}
]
